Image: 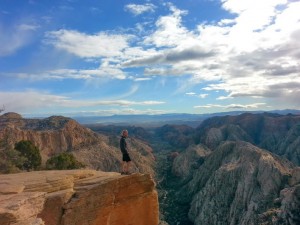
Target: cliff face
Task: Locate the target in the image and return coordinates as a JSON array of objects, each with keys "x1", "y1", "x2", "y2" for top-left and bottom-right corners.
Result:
[
  {"x1": 175, "y1": 141, "x2": 300, "y2": 225},
  {"x1": 0, "y1": 113, "x2": 155, "y2": 175},
  {"x1": 196, "y1": 113, "x2": 300, "y2": 165},
  {"x1": 0, "y1": 170, "x2": 159, "y2": 225}
]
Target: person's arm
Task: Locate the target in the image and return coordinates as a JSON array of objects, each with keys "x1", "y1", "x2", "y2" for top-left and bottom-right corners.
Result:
[{"x1": 120, "y1": 138, "x2": 128, "y2": 154}]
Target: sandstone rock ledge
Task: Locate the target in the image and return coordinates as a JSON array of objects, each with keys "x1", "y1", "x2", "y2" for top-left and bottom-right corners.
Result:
[{"x1": 0, "y1": 170, "x2": 159, "y2": 225}]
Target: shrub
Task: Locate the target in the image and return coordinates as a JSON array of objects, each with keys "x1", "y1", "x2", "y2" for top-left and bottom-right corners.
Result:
[
  {"x1": 46, "y1": 152, "x2": 85, "y2": 170},
  {"x1": 14, "y1": 140, "x2": 42, "y2": 171},
  {"x1": 0, "y1": 147, "x2": 26, "y2": 174}
]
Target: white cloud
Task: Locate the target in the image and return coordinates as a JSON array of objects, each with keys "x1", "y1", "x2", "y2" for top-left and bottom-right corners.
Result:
[
  {"x1": 111, "y1": 108, "x2": 170, "y2": 115},
  {"x1": 3, "y1": 1, "x2": 300, "y2": 112},
  {"x1": 0, "y1": 22, "x2": 38, "y2": 56},
  {"x1": 143, "y1": 4, "x2": 191, "y2": 47},
  {"x1": 186, "y1": 92, "x2": 196, "y2": 96},
  {"x1": 2, "y1": 66, "x2": 126, "y2": 81},
  {"x1": 53, "y1": 108, "x2": 171, "y2": 117},
  {"x1": 0, "y1": 91, "x2": 165, "y2": 113},
  {"x1": 115, "y1": 85, "x2": 139, "y2": 99},
  {"x1": 18, "y1": 24, "x2": 39, "y2": 31},
  {"x1": 125, "y1": 3, "x2": 156, "y2": 16},
  {"x1": 134, "y1": 77, "x2": 152, "y2": 82},
  {"x1": 203, "y1": 74, "x2": 300, "y2": 107},
  {"x1": 199, "y1": 94, "x2": 208, "y2": 99},
  {"x1": 221, "y1": 0, "x2": 287, "y2": 14},
  {"x1": 185, "y1": 92, "x2": 208, "y2": 98},
  {"x1": 121, "y1": 0, "x2": 300, "y2": 107},
  {"x1": 45, "y1": 29, "x2": 130, "y2": 58},
  {"x1": 194, "y1": 103, "x2": 266, "y2": 109}
]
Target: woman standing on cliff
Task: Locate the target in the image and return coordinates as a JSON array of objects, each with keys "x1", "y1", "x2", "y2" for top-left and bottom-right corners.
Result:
[{"x1": 120, "y1": 130, "x2": 132, "y2": 175}]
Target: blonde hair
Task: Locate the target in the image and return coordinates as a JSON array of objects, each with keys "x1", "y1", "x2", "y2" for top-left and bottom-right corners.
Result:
[{"x1": 121, "y1": 129, "x2": 128, "y2": 136}]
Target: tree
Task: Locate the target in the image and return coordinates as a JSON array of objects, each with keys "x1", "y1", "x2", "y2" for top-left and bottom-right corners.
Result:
[
  {"x1": 46, "y1": 152, "x2": 85, "y2": 170},
  {"x1": 0, "y1": 140, "x2": 26, "y2": 174},
  {"x1": 14, "y1": 140, "x2": 42, "y2": 171}
]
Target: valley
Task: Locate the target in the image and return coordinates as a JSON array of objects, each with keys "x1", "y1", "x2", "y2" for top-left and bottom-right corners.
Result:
[
  {"x1": 1, "y1": 112, "x2": 300, "y2": 225},
  {"x1": 86, "y1": 112, "x2": 300, "y2": 225}
]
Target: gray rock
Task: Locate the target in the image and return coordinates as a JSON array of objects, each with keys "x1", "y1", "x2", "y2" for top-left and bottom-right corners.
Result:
[{"x1": 178, "y1": 141, "x2": 295, "y2": 225}]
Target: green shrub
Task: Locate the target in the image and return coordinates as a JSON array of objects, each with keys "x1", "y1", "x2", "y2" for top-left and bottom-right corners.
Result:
[
  {"x1": 46, "y1": 152, "x2": 85, "y2": 170},
  {"x1": 0, "y1": 145, "x2": 26, "y2": 174},
  {"x1": 14, "y1": 140, "x2": 42, "y2": 171}
]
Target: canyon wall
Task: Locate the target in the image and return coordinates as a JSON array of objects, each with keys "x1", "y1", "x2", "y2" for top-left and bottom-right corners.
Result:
[
  {"x1": 0, "y1": 113, "x2": 155, "y2": 175},
  {"x1": 173, "y1": 141, "x2": 300, "y2": 225},
  {"x1": 0, "y1": 170, "x2": 159, "y2": 225},
  {"x1": 196, "y1": 113, "x2": 300, "y2": 165}
]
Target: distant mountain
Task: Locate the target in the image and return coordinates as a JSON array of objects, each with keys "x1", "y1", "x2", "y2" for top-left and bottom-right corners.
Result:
[
  {"x1": 74, "y1": 113, "x2": 204, "y2": 127},
  {"x1": 87, "y1": 123, "x2": 197, "y2": 152},
  {"x1": 74, "y1": 110, "x2": 300, "y2": 127},
  {"x1": 195, "y1": 112, "x2": 300, "y2": 165},
  {"x1": 87, "y1": 112, "x2": 300, "y2": 162},
  {"x1": 155, "y1": 124, "x2": 195, "y2": 149}
]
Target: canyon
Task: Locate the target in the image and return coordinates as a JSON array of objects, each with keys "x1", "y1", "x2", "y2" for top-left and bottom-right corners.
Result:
[{"x1": 1, "y1": 112, "x2": 300, "y2": 225}]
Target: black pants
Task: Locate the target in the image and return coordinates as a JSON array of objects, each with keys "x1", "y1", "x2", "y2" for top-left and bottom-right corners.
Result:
[{"x1": 122, "y1": 153, "x2": 131, "y2": 162}]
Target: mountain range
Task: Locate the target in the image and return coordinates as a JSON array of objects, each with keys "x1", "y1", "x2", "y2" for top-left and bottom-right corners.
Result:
[
  {"x1": 0, "y1": 111, "x2": 300, "y2": 225},
  {"x1": 74, "y1": 109, "x2": 300, "y2": 127}
]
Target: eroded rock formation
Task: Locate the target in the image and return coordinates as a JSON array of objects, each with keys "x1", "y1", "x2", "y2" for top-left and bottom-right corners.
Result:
[
  {"x1": 0, "y1": 113, "x2": 155, "y2": 175},
  {"x1": 195, "y1": 113, "x2": 300, "y2": 165},
  {"x1": 175, "y1": 141, "x2": 300, "y2": 225},
  {"x1": 0, "y1": 170, "x2": 159, "y2": 225}
]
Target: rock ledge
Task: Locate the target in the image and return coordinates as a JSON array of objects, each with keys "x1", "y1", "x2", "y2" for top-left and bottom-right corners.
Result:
[{"x1": 0, "y1": 170, "x2": 159, "y2": 225}]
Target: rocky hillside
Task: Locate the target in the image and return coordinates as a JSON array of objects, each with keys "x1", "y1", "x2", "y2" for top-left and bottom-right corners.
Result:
[
  {"x1": 155, "y1": 124, "x2": 195, "y2": 149},
  {"x1": 0, "y1": 113, "x2": 155, "y2": 175},
  {"x1": 88, "y1": 123, "x2": 196, "y2": 152},
  {"x1": 2, "y1": 112, "x2": 300, "y2": 225},
  {"x1": 0, "y1": 170, "x2": 159, "y2": 225},
  {"x1": 154, "y1": 113, "x2": 300, "y2": 225},
  {"x1": 170, "y1": 141, "x2": 300, "y2": 225},
  {"x1": 180, "y1": 142, "x2": 300, "y2": 225},
  {"x1": 196, "y1": 113, "x2": 300, "y2": 165}
]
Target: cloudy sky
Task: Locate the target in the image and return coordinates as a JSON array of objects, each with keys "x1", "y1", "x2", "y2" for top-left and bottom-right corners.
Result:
[{"x1": 1, "y1": 0, "x2": 299, "y2": 117}]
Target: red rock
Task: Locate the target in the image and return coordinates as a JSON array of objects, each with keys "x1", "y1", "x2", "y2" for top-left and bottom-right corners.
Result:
[{"x1": 0, "y1": 170, "x2": 159, "y2": 225}]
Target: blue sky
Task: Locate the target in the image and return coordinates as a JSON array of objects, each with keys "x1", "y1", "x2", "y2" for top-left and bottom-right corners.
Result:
[{"x1": 1, "y1": 0, "x2": 300, "y2": 117}]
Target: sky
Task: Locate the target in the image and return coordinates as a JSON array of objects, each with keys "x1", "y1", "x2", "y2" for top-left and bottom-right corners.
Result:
[{"x1": 0, "y1": 0, "x2": 300, "y2": 117}]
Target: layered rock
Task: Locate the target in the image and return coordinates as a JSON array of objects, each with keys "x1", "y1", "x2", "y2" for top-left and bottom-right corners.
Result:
[
  {"x1": 0, "y1": 170, "x2": 159, "y2": 225},
  {"x1": 0, "y1": 113, "x2": 107, "y2": 163},
  {"x1": 0, "y1": 113, "x2": 155, "y2": 175},
  {"x1": 177, "y1": 141, "x2": 300, "y2": 225},
  {"x1": 196, "y1": 113, "x2": 300, "y2": 165}
]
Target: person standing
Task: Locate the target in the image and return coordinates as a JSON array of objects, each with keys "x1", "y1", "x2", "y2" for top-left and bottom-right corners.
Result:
[{"x1": 120, "y1": 130, "x2": 132, "y2": 175}]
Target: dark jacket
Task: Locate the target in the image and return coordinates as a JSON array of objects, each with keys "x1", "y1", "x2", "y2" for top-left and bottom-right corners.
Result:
[{"x1": 120, "y1": 136, "x2": 128, "y2": 154}]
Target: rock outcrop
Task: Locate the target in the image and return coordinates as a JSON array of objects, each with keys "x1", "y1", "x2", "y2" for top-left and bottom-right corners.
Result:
[
  {"x1": 0, "y1": 170, "x2": 159, "y2": 225},
  {"x1": 177, "y1": 141, "x2": 300, "y2": 225},
  {"x1": 155, "y1": 124, "x2": 195, "y2": 149},
  {"x1": 172, "y1": 144, "x2": 211, "y2": 180},
  {"x1": 196, "y1": 113, "x2": 300, "y2": 165},
  {"x1": 0, "y1": 113, "x2": 155, "y2": 175}
]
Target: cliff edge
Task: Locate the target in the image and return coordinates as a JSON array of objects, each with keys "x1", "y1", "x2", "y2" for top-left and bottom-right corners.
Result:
[{"x1": 0, "y1": 170, "x2": 159, "y2": 225}]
